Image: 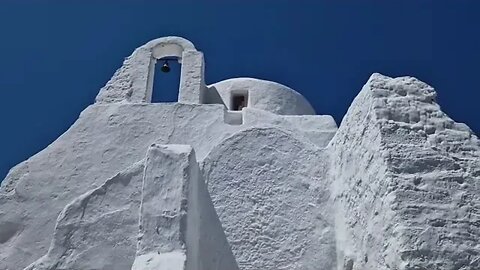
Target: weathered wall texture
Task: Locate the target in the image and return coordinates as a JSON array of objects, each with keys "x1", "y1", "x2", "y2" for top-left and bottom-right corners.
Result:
[
  {"x1": 203, "y1": 127, "x2": 336, "y2": 270},
  {"x1": 1, "y1": 37, "x2": 478, "y2": 270},
  {"x1": 23, "y1": 144, "x2": 239, "y2": 270},
  {"x1": 0, "y1": 102, "x2": 335, "y2": 269},
  {"x1": 329, "y1": 73, "x2": 480, "y2": 270},
  {"x1": 25, "y1": 161, "x2": 145, "y2": 270}
]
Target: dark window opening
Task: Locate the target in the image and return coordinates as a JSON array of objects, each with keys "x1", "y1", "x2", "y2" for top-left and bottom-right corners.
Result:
[
  {"x1": 151, "y1": 59, "x2": 181, "y2": 103},
  {"x1": 231, "y1": 93, "x2": 248, "y2": 111}
]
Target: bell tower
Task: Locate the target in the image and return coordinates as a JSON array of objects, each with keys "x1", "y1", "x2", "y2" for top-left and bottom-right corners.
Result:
[{"x1": 95, "y1": 36, "x2": 206, "y2": 104}]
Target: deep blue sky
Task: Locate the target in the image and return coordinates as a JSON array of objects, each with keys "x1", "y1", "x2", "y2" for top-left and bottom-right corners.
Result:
[{"x1": 1, "y1": 1, "x2": 479, "y2": 181}]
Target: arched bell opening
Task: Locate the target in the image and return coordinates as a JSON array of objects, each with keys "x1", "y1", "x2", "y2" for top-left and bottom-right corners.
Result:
[
  {"x1": 150, "y1": 57, "x2": 182, "y2": 103},
  {"x1": 143, "y1": 39, "x2": 205, "y2": 104},
  {"x1": 96, "y1": 37, "x2": 205, "y2": 104},
  {"x1": 146, "y1": 42, "x2": 186, "y2": 103}
]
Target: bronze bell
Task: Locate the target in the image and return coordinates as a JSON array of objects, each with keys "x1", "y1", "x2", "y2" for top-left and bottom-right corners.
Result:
[{"x1": 160, "y1": 60, "x2": 170, "y2": 73}]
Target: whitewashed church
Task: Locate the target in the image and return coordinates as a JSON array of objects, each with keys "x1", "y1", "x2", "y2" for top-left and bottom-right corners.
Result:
[{"x1": 1, "y1": 37, "x2": 479, "y2": 270}]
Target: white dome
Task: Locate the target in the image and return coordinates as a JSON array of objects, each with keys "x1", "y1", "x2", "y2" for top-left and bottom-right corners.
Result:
[{"x1": 207, "y1": 78, "x2": 315, "y2": 115}]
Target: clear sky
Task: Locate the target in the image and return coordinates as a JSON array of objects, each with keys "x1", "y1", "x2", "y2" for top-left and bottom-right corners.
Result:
[{"x1": 1, "y1": 1, "x2": 479, "y2": 181}]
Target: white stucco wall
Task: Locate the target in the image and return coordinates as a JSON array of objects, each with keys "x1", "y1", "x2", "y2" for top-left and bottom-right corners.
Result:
[
  {"x1": 2, "y1": 36, "x2": 478, "y2": 270},
  {"x1": 24, "y1": 144, "x2": 239, "y2": 270},
  {"x1": 0, "y1": 100, "x2": 336, "y2": 269},
  {"x1": 329, "y1": 73, "x2": 480, "y2": 270},
  {"x1": 203, "y1": 127, "x2": 336, "y2": 270}
]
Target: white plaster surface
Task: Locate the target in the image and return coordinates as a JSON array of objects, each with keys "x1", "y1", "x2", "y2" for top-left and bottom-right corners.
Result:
[
  {"x1": 95, "y1": 36, "x2": 204, "y2": 104},
  {"x1": 209, "y1": 78, "x2": 316, "y2": 115},
  {"x1": 1, "y1": 36, "x2": 478, "y2": 270},
  {"x1": 135, "y1": 145, "x2": 191, "y2": 258},
  {"x1": 133, "y1": 144, "x2": 238, "y2": 270},
  {"x1": 22, "y1": 144, "x2": 238, "y2": 270},
  {"x1": 203, "y1": 127, "x2": 336, "y2": 270},
  {"x1": 0, "y1": 99, "x2": 335, "y2": 269},
  {"x1": 131, "y1": 251, "x2": 186, "y2": 270},
  {"x1": 24, "y1": 161, "x2": 145, "y2": 270},
  {"x1": 329, "y1": 73, "x2": 480, "y2": 270}
]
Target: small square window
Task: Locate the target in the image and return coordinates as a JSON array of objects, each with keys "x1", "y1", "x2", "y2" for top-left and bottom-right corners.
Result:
[{"x1": 231, "y1": 93, "x2": 248, "y2": 111}]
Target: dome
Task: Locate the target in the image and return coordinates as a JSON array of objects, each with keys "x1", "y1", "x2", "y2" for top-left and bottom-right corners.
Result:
[{"x1": 207, "y1": 78, "x2": 315, "y2": 115}]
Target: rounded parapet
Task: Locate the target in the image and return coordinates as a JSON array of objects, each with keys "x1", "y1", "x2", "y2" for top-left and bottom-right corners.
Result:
[
  {"x1": 143, "y1": 37, "x2": 197, "y2": 65},
  {"x1": 95, "y1": 36, "x2": 205, "y2": 104},
  {"x1": 207, "y1": 78, "x2": 315, "y2": 115},
  {"x1": 144, "y1": 36, "x2": 196, "y2": 53}
]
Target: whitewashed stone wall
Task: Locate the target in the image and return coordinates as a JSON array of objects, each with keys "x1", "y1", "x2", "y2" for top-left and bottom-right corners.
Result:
[
  {"x1": 329, "y1": 74, "x2": 480, "y2": 270},
  {"x1": 1, "y1": 36, "x2": 478, "y2": 270}
]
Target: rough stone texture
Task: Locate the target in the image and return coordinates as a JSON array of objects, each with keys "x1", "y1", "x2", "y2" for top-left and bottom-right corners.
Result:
[
  {"x1": 0, "y1": 99, "x2": 335, "y2": 269},
  {"x1": 329, "y1": 73, "x2": 480, "y2": 270},
  {"x1": 22, "y1": 144, "x2": 238, "y2": 270},
  {"x1": 1, "y1": 36, "x2": 479, "y2": 270},
  {"x1": 203, "y1": 127, "x2": 336, "y2": 270},
  {"x1": 24, "y1": 161, "x2": 145, "y2": 270}
]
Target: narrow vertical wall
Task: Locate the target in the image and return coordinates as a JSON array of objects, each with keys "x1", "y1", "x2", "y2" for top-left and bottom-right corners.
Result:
[
  {"x1": 133, "y1": 145, "x2": 191, "y2": 269},
  {"x1": 185, "y1": 147, "x2": 239, "y2": 270},
  {"x1": 328, "y1": 82, "x2": 389, "y2": 270},
  {"x1": 178, "y1": 50, "x2": 206, "y2": 104},
  {"x1": 132, "y1": 144, "x2": 238, "y2": 270}
]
